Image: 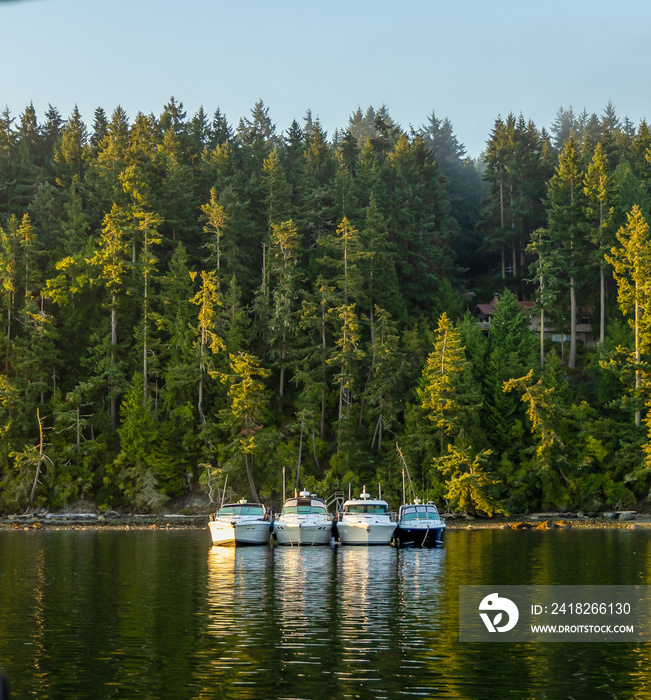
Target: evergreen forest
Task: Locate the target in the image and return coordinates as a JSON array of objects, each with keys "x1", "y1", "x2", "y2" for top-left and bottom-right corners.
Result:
[{"x1": 1, "y1": 97, "x2": 651, "y2": 516}]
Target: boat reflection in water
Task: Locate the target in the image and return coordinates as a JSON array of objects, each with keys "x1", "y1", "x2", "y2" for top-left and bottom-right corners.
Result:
[
  {"x1": 335, "y1": 545, "x2": 399, "y2": 689},
  {"x1": 205, "y1": 545, "x2": 273, "y2": 616},
  {"x1": 273, "y1": 547, "x2": 337, "y2": 676},
  {"x1": 201, "y1": 542, "x2": 447, "y2": 698},
  {"x1": 201, "y1": 546, "x2": 276, "y2": 694}
]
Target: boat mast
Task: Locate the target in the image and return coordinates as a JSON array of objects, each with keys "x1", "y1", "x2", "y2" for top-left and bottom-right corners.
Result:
[
  {"x1": 295, "y1": 421, "x2": 304, "y2": 490},
  {"x1": 220, "y1": 473, "x2": 228, "y2": 509},
  {"x1": 396, "y1": 443, "x2": 418, "y2": 503}
]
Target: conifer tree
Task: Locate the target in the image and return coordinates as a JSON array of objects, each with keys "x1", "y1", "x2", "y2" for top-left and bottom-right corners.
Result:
[
  {"x1": 208, "y1": 108, "x2": 234, "y2": 147},
  {"x1": 418, "y1": 313, "x2": 482, "y2": 454},
  {"x1": 318, "y1": 217, "x2": 366, "y2": 307},
  {"x1": 40, "y1": 104, "x2": 64, "y2": 174},
  {"x1": 296, "y1": 285, "x2": 331, "y2": 442},
  {"x1": 360, "y1": 306, "x2": 402, "y2": 452},
  {"x1": 546, "y1": 135, "x2": 586, "y2": 368},
  {"x1": 157, "y1": 128, "x2": 197, "y2": 248},
  {"x1": 281, "y1": 119, "x2": 305, "y2": 209},
  {"x1": 88, "y1": 203, "x2": 132, "y2": 429},
  {"x1": 53, "y1": 106, "x2": 87, "y2": 188},
  {"x1": 261, "y1": 149, "x2": 292, "y2": 228},
  {"x1": 190, "y1": 270, "x2": 224, "y2": 426},
  {"x1": 387, "y1": 134, "x2": 450, "y2": 306},
  {"x1": 218, "y1": 351, "x2": 272, "y2": 502},
  {"x1": 299, "y1": 119, "x2": 335, "y2": 251},
  {"x1": 332, "y1": 149, "x2": 358, "y2": 223},
  {"x1": 360, "y1": 195, "x2": 403, "y2": 320},
  {"x1": 113, "y1": 374, "x2": 174, "y2": 511},
  {"x1": 504, "y1": 369, "x2": 568, "y2": 507},
  {"x1": 14, "y1": 104, "x2": 41, "y2": 210},
  {"x1": 186, "y1": 106, "x2": 209, "y2": 166},
  {"x1": 89, "y1": 107, "x2": 109, "y2": 152},
  {"x1": 85, "y1": 106, "x2": 130, "y2": 219},
  {"x1": 527, "y1": 228, "x2": 562, "y2": 367},
  {"x1": 354, "y1": 138, "x2": 385, "y2": 208},
  {"x1": 257, "y1": 150, "x2": 292, "y2": 338},
  {"x1": 159, "y1": 244, "x2": 197, "y2": 411},
  {"x1": 0, "y1": 218, "x2": 19, "y2": 340},
  {"x1": 584, "y1": 142, "x2": 615, "y2": 344},
  {"x1": 417, "y1": 314, "x2": 498, "y2": 512},
  {"x1": 201, "y1": 139, "x2": 239, "y2": 194},
  {"x1": 605, "y1": 205, "x2": 651, "y2": 428},
  {"x1": 211, "y1": 185, "x2": 257, "y2": 290},
  {"x1": 435, "y1": 442, "x2": 503, "y2": 516},
  {"x1": 327, "y1": 303, "x2": 364, "y2": 425},
  {"x1": 237, "y1": 99, "x2": 277, "y2": 175},
  {"x1": 483, "y1": 116, "x2": 512, "y2": 278},
  {"x1": 200, "y1": 187, "x2": 227, "y2": 278},
  {"x1": 482, "y1": 290, "x2": 533, "y2": 458},
  {"x1": 268, "y1": 220, "x2": 301, "y2": 398}
]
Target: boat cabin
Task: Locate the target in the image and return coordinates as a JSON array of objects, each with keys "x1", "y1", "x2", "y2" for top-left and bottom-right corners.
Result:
[
  {"x1": 344, "y1": 502, "x2": 389, "y2": 514},
  {"x1": 399, "y1": 503, "x2": 442, "y2": 522},
  {"x1": 216, "y1": 503, "x2": 266, "y2": 517},
  {"x1": 281, "y1": 497, "x2": 328, "y2": 515}
]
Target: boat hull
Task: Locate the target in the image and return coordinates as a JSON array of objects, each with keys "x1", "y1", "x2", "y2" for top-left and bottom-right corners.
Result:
[
  {"x1": 209, "y1": 520, "x2": 272, "y2": 546},
  {"x1": 274, "y1": 522, "x2": 333, "y2": 546},
  {"x1": 393, "y1": 524, "x2": 445, "y2": 548},
  {"x1": 337, "y1": 521, "x2": 396, "y2": 545}
]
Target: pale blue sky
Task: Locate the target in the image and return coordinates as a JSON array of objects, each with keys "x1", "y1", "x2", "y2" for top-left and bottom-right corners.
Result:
[{"x1": 1, "y1": 0, "x2": 648, "y2": 157}]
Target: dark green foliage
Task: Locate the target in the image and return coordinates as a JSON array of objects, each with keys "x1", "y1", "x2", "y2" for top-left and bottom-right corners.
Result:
[
  {"x1": 112, "y1": 374, "x2": 179, "y2": 511},
  {"x1": 0, "y1": 99, "x2": 647, "y2": 515}
]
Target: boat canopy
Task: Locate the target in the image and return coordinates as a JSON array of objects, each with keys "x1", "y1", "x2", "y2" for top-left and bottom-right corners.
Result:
[
  {"x1": 343, "y1": 502, "x2": 388, "y2": 514},
  {"x1": 217, "y1": 503, "x2": 266, "y2": 516},
  {"x1": 282, "y1": 498, "x2": 327, "y2": 515},
  {"x1": 400, "y1": 504, "x2": 441, "y2": 521}
]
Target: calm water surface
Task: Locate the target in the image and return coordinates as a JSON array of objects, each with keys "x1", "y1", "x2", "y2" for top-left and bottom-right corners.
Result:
[{"x1": 1, "y1": 528, "x2": 651, "y2": 699}]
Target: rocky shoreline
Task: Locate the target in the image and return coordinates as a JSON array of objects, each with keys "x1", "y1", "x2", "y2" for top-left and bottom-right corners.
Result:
[
  {"x1": 0, "y1": 512, "x2": 210, "y2": 531},
  {"x1": 0, "y1": 509, "x2": 649, "y2": 532},
  {"x1": 445, "y1": 511, "x2": 651, "y2": 530}
]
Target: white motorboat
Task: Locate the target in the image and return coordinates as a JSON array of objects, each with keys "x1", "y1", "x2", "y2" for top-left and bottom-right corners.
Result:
[
  {"x1": 336, "y1": 489, "x2": 397, "y2": 545},
  {"x1": 208, "y1": 500, "x2": 272, "y2": 546},
  {"x1": 274, "y1": 490, "x2": 333, "y2": 546},
  {"x1": 393, "y1": 501, "x2": 446, "y2": 547}
]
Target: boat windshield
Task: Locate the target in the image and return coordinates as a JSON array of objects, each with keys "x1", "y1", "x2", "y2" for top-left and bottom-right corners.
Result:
[
  {"x1": 401, "y1": 506, "x2": 440, "y2": 521},
  {"x1": 283, "y1": 505, "x2": 327, "y2": 515},
  {"x1": 344, "y1": 504, "x2": 388, "y2": 514},
  {"x1": 218, "y1": 504, "x2": 265, "y2": 516},
  {"x1": 282, "y1": 499, "x2": 327, "y2": 515}
]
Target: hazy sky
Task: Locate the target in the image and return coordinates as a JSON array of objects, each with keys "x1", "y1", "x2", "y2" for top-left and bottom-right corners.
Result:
[{"x1": 1, "y1": 0, "x2": 648, "y2": 157}]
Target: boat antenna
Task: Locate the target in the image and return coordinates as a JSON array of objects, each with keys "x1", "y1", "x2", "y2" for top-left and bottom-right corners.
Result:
[
  {"x1": 396, "y1": 443, "x2": 418, "y2": 502},
  {"x1": 295, "y1": 420, "x2": 304, "y2": 490},
  {"x1": 282, "y1": 465, "x2": 286, "y2": 503},
  {"x1": 220, "y1": 473, "x2": 228, "y2": 509}
]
